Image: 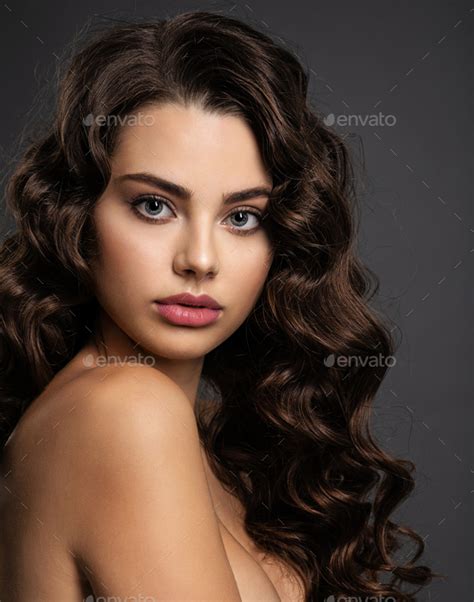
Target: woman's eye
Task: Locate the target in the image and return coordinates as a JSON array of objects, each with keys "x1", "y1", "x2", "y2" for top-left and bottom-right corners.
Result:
[
  {"x1": 225, "y1": 209, "x2": 262, "y2": 234},
  {"x1": 129, "y1": 195, "x2": 263, "y2": 234},
  {"x1": 130, "y1": 195, "x2": 174, "y2": 222}
]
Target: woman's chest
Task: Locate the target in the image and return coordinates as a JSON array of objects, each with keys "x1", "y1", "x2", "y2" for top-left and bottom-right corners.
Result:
[
  {"x1": 218, "y1": 520, "x2": 305, "y2": 602},
  {"x1": 201, "y1": 450, "x2": 305, "y2": 602}
]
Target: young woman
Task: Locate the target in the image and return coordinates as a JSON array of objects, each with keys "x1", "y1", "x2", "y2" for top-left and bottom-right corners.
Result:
[{"x1": 0, "y1": 10, "x2": 441, "y2": 601}]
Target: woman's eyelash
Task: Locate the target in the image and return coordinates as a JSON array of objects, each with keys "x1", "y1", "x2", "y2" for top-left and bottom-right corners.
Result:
[
  {"x1": 128, "y1": 194, "x2": 264, "y2": 235},
  {"x1": 129, "y1": 195, "x2": 175, "y2": 223}
]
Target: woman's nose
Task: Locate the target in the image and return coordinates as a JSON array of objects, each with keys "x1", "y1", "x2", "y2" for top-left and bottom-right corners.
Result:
[{"x1": 173, "y1": 223, "x2": 220, "y2": 280}]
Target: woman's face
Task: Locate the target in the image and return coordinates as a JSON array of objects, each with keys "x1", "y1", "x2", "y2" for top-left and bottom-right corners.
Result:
[{"x1": 91, "y1": 102, "x2": 274, "y2": 361}]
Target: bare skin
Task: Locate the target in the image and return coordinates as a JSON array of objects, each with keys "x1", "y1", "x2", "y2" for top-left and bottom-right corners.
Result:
[
  {"x1": 0, "y1": 103, "x2": 305, "y2": 600},
  {"x1": 0, "y1": 349, "x2": 305, "y2": 601}
]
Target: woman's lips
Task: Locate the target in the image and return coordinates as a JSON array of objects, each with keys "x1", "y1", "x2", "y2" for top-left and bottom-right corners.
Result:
[{"x1": 153, "y1": 302, "x2": 223, "y2": 326}]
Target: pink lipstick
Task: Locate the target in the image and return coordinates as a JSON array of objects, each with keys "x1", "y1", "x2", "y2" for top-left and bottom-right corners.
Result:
[{"x1": 153, "y1": 292, "x2": 223, "y2": 327}]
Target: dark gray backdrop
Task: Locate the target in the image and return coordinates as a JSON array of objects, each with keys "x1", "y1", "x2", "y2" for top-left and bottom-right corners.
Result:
[{"x1": 1, "y1": 1, "x2": 472, "y2": 600}]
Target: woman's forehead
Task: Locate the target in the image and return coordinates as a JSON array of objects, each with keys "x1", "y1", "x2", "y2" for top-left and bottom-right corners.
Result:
[{"x1": 110, "y1": 103, "x2": 272, "y2": 191}]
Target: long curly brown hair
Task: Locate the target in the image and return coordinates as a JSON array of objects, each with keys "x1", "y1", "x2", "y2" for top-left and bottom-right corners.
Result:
[{"x1": 0, "y1": 10, "x2": 444, "y2": 600}]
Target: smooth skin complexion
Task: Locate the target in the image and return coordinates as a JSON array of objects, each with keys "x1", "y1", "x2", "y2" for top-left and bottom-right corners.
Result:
[
  {"x1": 90, "y1": 101, "x2": 274, "y2": 405},
  {"x1": 0, "y1": 104, "x2": 306, "y2": 600}
]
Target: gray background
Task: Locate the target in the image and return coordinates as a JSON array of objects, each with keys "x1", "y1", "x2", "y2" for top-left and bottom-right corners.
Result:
[{"x1": 1, "y1": 1, "x2": 472, "y2": 600}]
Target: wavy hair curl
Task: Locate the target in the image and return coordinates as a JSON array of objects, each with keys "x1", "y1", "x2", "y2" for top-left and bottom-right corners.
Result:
[{"x1": 0, "y1": 10, "x2": 443, "y2": 600}]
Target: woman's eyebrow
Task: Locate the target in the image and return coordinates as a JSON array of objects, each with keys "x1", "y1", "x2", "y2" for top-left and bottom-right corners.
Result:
[{"x1": 116, "y1": 172, "x2": 272, "y2": 205}]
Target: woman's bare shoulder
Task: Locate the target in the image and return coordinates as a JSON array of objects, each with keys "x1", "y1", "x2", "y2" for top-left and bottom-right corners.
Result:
[
  {"x1": 72, "y1": 362, "x2": 187, "y2": 399},
  {"x1": 54, "y1": 365, "x2": 240, "y2": 598},
  {"x1": 70, "y1": 363, "x2": 194, "y2": 436},
  {"x1": 2, "y1": 364, "x2": 194, "y2": 503},
  {"x1": 3, "y1": 364, "x2": 241, "y2": 598},
  {"x1": 50, "y1": 364, "x2": 197, "y2": 472},
  {"x1": 72, "y1": 363, "x2": 192, "y2": 412},
  {"x1": 61, "y1": 363, "x2": 198, "y2": 480},
  {"x1": 5, "y1": 363, "x2": 189, "y2": 452}
]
